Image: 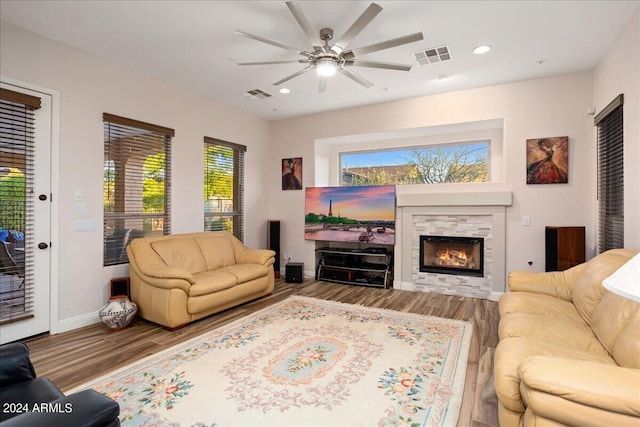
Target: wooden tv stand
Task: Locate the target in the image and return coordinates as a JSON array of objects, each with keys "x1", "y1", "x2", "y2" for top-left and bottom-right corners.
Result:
[{"x1": 315, "y1": 247, "x2": 392, "y2": 288}]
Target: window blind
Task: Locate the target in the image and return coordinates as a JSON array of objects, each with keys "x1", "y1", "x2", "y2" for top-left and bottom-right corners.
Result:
[
  {"x1": 204, "y1": 137, "x2": 246, "y2": 242},
  {"x1": 595, "y1": 94, "x2": 624, "y2": 252},
  {"x1": 0, "y1": 88, "x2": 40, "y2": 324},
  {"x1": 103, "y1": 113, "x2": 173, "y2": 265}
]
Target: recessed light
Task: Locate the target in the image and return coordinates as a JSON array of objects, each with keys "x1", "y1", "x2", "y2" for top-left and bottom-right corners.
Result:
[
  {"x1": 278, "y1": 88, "x2": 291, "y2": 94},
  {"x1": 438, "y1": 74, "x2": 450, "y2": 80},
  {"x1": 472, "y1": 45, "x2": 491, "y2": 55}
]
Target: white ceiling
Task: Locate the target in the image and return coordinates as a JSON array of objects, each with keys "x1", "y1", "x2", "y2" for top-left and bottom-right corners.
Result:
[{"x1": 1, "y1": 1, "x2": 638, "y2": 120}]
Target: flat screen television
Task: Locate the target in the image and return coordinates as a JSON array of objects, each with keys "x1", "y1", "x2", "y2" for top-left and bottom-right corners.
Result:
[{"x1": 305, "y1": 185, "x2": 396, "y2": 245}]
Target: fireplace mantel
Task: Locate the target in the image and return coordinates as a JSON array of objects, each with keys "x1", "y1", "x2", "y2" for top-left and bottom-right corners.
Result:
[{"x1": 397, "y1": 190, "x2": 512, "y2": 207}]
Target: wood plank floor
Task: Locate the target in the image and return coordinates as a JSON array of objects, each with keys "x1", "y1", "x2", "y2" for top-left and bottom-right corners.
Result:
[{"x1": 24, "y1": 279, "x2": 500, "y2": 427}]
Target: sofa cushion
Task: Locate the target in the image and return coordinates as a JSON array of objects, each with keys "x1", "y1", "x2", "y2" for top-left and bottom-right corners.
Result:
[
  {"x1": 498, "y1": 312, "x2": 609, "y2": 357},
  {"x1": 571, "y1": 251, "x2": 629, "y2": 324},
  {"x1": 151, "y1": 238, "x2": 207, "y2": 274},
  {"x1": 499, "y1": 292, "x2": 585, "y2": 325},
  {"x1": 220, "y1": 263, "x2": 270, "y2": 283},
  {"x1": 195, "y1": 235, "x2": 236, "y2": 270},
  {"x1": 190, "y1": 271, "x2": 238, "y2": 296},
  {"x1": 611, "y1": 308, "x2": 640, "y2": 369},
  {"x1": 590, "y1": 291, "x2": 640, "y2": 363}
]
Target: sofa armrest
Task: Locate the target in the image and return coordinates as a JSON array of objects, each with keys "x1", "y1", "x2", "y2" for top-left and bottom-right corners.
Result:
[
  {"x1": 236, "y1": 248, "x2": 276, "y2": 267},
  {"x1": 0, "y1": 342, "x2": 36, "y2": 385},
  {"x1": 519, "y1": 356, "x2": 640, "y2": 418},
  {"x1": 0, "y1": 389, "x2": 120, "y2": 427},
  {"x1": 508, "y1": 262, "x2": 587, "y2": 301}
]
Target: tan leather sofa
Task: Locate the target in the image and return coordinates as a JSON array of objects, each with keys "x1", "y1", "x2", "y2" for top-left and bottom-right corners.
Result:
[
  {"x1": 126, "y1": 231, "x2": 275, "y2": 329},
  {"x1": 494, "y1": 248, "x2": 640, "y2": 427}
]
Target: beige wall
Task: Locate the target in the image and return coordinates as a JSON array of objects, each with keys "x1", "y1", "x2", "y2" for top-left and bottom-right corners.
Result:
[
  {"x1": 272, "y1": 72, "x2": 598, "y2": 283},
  {"x1": 1, "y1": 23, "x2": 272, "y2": 329},
  {"x1": 593, "y1": 9, "x2": 640, "y2": 251}
]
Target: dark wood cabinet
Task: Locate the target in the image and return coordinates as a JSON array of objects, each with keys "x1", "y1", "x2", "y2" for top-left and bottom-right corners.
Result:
[{"x1": 545, "y1": 226, "x2": 585, "y2": 271}]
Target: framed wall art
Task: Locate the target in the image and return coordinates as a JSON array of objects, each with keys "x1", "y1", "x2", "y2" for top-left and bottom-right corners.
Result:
[
  {"x1": 526, "y1": 136, "x2": 568, "y2": 184},
  {"x1": 282, "y1": 157, "x2": 302, "y2": 190}
]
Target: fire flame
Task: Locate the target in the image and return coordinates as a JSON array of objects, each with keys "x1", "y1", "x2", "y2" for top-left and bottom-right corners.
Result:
[{"x1": 436, "y1": 248, "x2": 470, "y2": 267}]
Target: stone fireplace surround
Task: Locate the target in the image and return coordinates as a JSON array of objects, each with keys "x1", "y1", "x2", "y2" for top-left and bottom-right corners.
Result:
[{"x1": 396, "y1": 189, "x2": 512, "y2": 300}]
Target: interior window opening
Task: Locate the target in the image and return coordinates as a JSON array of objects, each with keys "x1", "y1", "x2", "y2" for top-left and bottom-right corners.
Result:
[{"x1": 340, "y1": 140, "x2": 490, "y2": 186}]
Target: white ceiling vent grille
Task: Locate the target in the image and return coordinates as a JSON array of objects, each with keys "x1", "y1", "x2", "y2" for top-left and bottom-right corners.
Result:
[
  {"x1": 414, "y1": 46, "x2": 452, "y2": 65},
  {"x1": 243, "y1": 89, "x2": 273, "y2": 100}
]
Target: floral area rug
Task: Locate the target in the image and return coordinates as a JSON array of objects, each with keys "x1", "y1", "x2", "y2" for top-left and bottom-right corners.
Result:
[{"x1": 70, "y1": 296, "x2": 473, "y2": 427}]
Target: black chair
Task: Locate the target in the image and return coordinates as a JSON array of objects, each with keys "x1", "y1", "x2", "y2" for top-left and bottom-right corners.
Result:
[
  {"x1": 0, "y1": 241, "x2": 22, "y2": 278},
  {"x1": 0, "y1": 342, "x2": 120, "y2": 427}
]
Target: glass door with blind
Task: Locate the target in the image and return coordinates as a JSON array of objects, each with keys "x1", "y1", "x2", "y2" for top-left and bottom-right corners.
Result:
[{"x1": 0, "y1": 83, "x2": 51, "y2": 343}]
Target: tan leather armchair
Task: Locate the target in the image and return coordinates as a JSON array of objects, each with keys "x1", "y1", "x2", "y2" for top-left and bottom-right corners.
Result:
[
  {"x1": 127, "y1": 231, "x2": 275, "y2": 329},
  {"x1": 494, "y1": 249, "x2": 640, "y2": 427}
]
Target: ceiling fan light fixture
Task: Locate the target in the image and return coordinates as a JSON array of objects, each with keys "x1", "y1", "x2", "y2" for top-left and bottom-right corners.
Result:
[{"x1": 316, "y1": 58, "x2": 338, "y2": 76}]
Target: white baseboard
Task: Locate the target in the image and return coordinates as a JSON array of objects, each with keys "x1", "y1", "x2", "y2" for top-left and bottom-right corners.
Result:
[
  {"x1": 395, "y1": 281, "x2": 414, "y2": 290},
  {"x1": 488, "y1": 291, "x2": 504, "y2": 302},
  {"x1": 56, "y1": 312, "x2": 101, "y2": 334}
]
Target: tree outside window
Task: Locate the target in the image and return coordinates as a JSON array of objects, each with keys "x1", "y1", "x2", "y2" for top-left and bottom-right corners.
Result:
[{"x1": 341, "y1": 142, "x2": 489, "y2": 186}]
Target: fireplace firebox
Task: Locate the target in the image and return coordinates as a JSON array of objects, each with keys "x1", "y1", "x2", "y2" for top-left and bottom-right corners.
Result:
[{"x1": 419, "y1": 235, "x2": 484, "y2": 277}]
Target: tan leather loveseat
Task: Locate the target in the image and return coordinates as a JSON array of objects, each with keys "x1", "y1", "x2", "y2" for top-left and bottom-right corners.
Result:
[
  {"x1": 127, "y1": 231, "x2": 275, "y2": 329},
  {"x1": 494, "y1": 249, "x2": 640, "y2": 427}
]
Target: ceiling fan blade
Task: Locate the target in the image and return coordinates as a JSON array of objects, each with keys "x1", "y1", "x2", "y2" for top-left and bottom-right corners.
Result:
[
  {"x1": 273, "y1": 66, "x2": 313, "y2": 86},
  {"x1": 331, "y1": 3, "x2": 383, "y2": 54},
  {"x1": 319, "y1": 77, "x2": 328, "y2": 93},
  {"x1": 343, "y1": 32, "x2": 424, "y2": 59},
  {"x1": 345, "y1": 59, "x2": 412, "y2": 71},
  {"x1": 286, "y1": 2, "x2": 321, "y2": 48},
  {"x1": 237, "y1": 59, "x2": 308, "y2": 66},
  {"x1": 338, "y1": 66, "x2": 374, "y2": 89},
  {"x1": 234, "y1": 30, "x2": 309, "y2": 56}
]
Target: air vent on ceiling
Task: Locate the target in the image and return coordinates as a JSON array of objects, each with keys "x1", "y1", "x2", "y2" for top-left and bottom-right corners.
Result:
[
  {"x1": 243, "y1": 89, "x2": 273, "y2": 100},
  {"x1": 414, "y1": 46, "x2": 452, "y2": 65}
]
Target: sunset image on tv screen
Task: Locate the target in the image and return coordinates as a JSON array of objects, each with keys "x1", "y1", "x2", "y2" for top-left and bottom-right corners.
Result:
[{"x1": 304, "y1": 185, "x2": 395, "y2": 244}]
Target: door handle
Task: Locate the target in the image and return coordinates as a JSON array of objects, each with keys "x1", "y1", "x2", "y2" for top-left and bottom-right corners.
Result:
[{"x1": 38, "y1": 242, "x2": 49, "y2": 250}]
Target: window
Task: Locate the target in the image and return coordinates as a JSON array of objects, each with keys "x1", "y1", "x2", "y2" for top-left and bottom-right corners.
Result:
[
  {"x1": 204, "y1": 137, "x2": 246, "y2": 241},
  {"x1": 340, "y1": 141, "x2": 489, "y2": 186},
  {"x1": 103, "y1": 113, "x2": 174, "y2": 265},
  {"x1": 0, "y1": 88, "x2": 39, "y2": 323},
  {"x1": 595, "y1": 94, "x2": 624, "y2": 252}
]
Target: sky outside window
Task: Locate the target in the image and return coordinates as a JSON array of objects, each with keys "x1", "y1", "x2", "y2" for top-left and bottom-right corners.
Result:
[{"x1": 341, "y1": 142, "x2": 488, "y2": 168}]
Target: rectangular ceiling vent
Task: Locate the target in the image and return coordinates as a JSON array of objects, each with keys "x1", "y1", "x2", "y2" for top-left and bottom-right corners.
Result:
[
  {"x1": 243, "y1": 89, "x2": 273, "y2": 100},
  {"x1": 414, "y1": 46, "x2": 452, "y2": 65}
]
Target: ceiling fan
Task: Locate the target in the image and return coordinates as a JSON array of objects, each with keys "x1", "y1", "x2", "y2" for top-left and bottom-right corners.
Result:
[{"x1": 234, "y1": 2, "x2": 424, "y2": 92}]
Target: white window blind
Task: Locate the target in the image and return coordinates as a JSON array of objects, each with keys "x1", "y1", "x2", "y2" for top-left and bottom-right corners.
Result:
[
  {"x1": 0, "y1": 88, "x2": 40, "y2": 324},
  {"x1": 595, "y1": 94, "x2": 624, "y2": 252},
  {"x1": 103, "y1": 113, "x2": 174, "y2": 265},
  {"x1": 204, "y1": 137, "x2": 246, "y2": 242}
]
